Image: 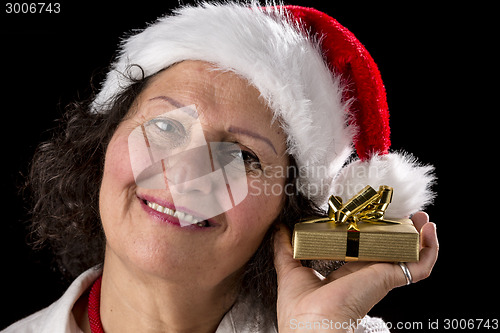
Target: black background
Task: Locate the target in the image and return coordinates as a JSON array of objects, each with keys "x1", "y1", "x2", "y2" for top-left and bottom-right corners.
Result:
[{"x1": 1, "y1": 1, "x2": 496, "y2": 332}]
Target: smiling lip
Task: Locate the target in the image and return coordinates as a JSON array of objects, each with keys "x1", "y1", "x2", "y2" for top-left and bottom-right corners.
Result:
[{"x1": 137, "y1": 194, "x2": 218, "y2": 229}]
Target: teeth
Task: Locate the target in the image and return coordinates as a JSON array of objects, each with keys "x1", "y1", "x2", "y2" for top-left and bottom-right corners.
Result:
[
  {"x1": 174, "y1": 211, "x2": 185, "y2": 220},
  {"x1": 146, "y1": 200, "x2": 203, "y2": 226}
]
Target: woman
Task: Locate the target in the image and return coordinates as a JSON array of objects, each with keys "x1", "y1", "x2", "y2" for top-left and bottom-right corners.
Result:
[{"x1": 4, "y1": 2, "x2": 438, "y2": 332}]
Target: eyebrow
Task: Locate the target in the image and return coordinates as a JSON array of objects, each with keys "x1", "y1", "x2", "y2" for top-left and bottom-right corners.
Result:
[
  {"x1": 148, "y1": 95, "x2": 198, "y2": 118},
  {"x1": 228, "y1": 126, "x2": 277, "y2": 155}
]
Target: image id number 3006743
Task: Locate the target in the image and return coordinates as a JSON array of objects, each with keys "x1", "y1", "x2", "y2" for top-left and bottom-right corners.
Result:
[{"x1": 5, "y1": 3, "x2": 61, "y2": 14}]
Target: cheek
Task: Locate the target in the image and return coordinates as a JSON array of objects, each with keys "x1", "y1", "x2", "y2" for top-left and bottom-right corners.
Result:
[
  {"x1": 101, "y1": 132, "x2": 136, "y2": 196},
  {"x1": 224, "y1": 175, "x2": 286, "y2": 245},
  {"x1": 99, "y1": 130, "x2": 137, "y2": 240}
]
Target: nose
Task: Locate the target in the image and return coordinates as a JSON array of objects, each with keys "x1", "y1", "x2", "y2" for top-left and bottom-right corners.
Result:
[{"x1": 164, "y1": 145, "x2": 214, "y2": 194}]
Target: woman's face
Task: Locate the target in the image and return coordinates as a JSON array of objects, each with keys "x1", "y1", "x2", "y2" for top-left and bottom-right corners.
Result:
[{"x1": 99, "y1": 61, "x2": 288, "y2": 288}]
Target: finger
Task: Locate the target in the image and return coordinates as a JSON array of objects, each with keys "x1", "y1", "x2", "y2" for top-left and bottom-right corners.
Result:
[
  {"x1": 273, "y1": 224, "x2": 302, "y2": 280},
  {"x1": 323, "y1": 262, "x2": 399, "y2": 311},
  {"x1": 411, "y1": 211, "x2": 429, "y2": 232},
  {"x1": 326, "y1": 261, "x2": 371, "y2": 281},
  {"x1": 421, "y1": 222, "x2": 438, "y2": 249},
  {"x1": 406, "y1": 222, "x2": 438, "y2": 283}
]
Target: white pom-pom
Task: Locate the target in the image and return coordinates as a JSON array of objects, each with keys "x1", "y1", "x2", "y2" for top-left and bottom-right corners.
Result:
[{"x1": 331, "y1": 152, "x2": 435, "y2": 218}]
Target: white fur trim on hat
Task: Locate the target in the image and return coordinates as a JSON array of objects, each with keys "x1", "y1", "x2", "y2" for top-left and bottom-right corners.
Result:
[{"x1": 331, "y1": 152, "x2": 436, "y2": 217}]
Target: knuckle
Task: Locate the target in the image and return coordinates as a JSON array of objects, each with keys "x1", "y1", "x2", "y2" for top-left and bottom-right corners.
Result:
[
  {"x1": 414, "y1": 265, "x2": 432, "y2": 282},
  {"x1": 422, "y1": 266, "x2": 432, "y2": 280}
]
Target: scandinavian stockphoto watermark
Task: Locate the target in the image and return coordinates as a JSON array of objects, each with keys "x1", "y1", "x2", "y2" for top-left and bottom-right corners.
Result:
[
  {"x1": 289, "y1": 317, "x2": 387, "y2": 331},
  {"x1": 288, "y1": 317, "x2": 499, "y2": 331},
  {"x1": 246, "y1": 162, "x2": 381, "y2": 198}
]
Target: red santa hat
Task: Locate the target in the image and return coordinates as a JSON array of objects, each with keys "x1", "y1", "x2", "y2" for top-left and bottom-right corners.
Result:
[{"x1": 93, "y1": 2, "x2": 435, "y2": 217}]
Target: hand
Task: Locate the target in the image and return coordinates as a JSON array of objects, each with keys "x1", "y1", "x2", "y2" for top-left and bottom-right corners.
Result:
[{"x1": 273, "y1": 212, "x2": 438, "y2": 332}]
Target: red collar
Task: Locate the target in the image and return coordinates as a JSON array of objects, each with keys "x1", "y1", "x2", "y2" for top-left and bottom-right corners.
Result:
[{"x1": 88, "y1": 275, "x2": 104, "y2": 333}]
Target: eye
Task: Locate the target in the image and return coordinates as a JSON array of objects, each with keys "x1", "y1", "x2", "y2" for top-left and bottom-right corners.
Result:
[
  {"x1": 212, "y1": 143, "x2": 262, "y2": 173},
  {"x1": 145, "y1": 117, "x2": 188, "y2": 149},
  {"x1": 240, "y1": 150, "x2": 261, "y2": 170},
  {"x1": 152, "y1": 119, "x2": 178, "y2": 133},
  {"x1": 228, "y1": 149, "x2": 261, "y2": 172}
]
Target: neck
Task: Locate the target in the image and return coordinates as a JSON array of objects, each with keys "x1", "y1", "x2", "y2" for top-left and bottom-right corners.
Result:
[{"x1": 99, "y1": 250, "x2": 241, "y2": 333}]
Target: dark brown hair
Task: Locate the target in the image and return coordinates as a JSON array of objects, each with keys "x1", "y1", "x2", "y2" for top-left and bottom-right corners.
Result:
[
  {"x1": 27, "y1": 73, "x2": 150, "y2": 277},
  {"x1": 26, "y1": 68, "x2": 338, "y2": 328}
]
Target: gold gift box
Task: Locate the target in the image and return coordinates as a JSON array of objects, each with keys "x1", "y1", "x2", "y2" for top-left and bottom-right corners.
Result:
[
  {"x1": 292, "y1": 185, "x2": 420, "y2": 262},
  {"x1": 292, "y1": 218, "x2": 419, "y2": 262}
]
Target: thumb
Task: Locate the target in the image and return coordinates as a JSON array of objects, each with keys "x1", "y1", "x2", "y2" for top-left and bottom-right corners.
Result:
[{"x1": 273, "y1": 224, "x2": 302, "y2": 280}]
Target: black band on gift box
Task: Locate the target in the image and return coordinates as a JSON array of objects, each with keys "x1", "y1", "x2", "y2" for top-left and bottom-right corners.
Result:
[{"x1": 345, "y1": 229, "x2": 360, "y2": 261}]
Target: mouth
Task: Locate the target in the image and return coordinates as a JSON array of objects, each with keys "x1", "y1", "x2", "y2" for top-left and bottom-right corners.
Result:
[{"x1": 139, "y1": 195, "x2": 214, "y2": 228}]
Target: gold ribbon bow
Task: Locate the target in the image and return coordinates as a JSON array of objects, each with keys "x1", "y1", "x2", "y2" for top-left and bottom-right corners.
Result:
[
  {"x1": 299, "y1": 185, "x2": 400, "y2": 261},
  {"x1": 301, "y1": 185, "x2": 400, "y2": 230}
]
